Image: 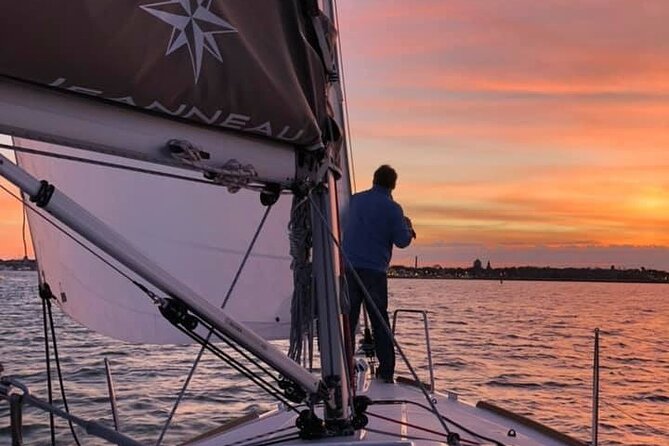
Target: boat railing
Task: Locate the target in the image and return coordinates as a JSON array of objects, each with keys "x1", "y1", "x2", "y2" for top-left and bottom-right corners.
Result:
[
  {"x1": 0, "y1": 374, "x2": 142, "y2": 446},
  {"x1": 391, "y1": 309, "x2": 435, "y2": 392}
]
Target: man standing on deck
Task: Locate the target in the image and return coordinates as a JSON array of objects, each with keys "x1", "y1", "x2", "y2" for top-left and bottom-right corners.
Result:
[{"x1": 343, "y1": 164, "x2": 416, "y2": 383}]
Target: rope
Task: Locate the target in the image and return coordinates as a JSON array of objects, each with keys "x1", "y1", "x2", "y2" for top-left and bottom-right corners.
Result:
[
  {"x1": 166, "y1": 316, "x2": 299, "y2": 412},
  {"x1": 45, "y1": 293, "x2": 82, "y2": 445},
  {"x1": 372, "y1": 399, "x2": 506, "y2": 446},
  {"x1": 367, "y1": 410, "x2": 451, "y2": 439},
  {"x1": 601, "y1": 400, "x2": 667, "y2": 436},
  {"x1": 156, "y1": 205, "x2": 274, "y2": 446},
  {"x1": 20, "y1": 194, "x2": 29, "y2": 259},
  {"x1": 40, "y1": 289, "x2": 56, "y2": 446},
  {"x1": 364, "y1": 427, "x2": 463, "y2": 443},
  {"x1": 287, "y1": 195, "x2": 313, "y2": 362}
]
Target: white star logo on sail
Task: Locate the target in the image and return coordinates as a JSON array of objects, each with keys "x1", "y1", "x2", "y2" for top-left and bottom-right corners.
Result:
[{"x1": 141, "y1": 0, "x2": 237, "y2": 83}]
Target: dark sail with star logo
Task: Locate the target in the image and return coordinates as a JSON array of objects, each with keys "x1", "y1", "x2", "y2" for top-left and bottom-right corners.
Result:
[{"x1": 0, "y1": 0, "x2": 336, "y2": 166}]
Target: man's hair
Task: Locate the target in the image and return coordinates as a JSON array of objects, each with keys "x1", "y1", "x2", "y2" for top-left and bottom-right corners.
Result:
[{"x1": 373, "y1": 165, "x2": 397, "y2": 190}]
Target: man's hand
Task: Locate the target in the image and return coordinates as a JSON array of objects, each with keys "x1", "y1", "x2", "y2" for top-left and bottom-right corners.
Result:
[{"x1": 405, "y1": 216, "x2": 417, "y2": 239}]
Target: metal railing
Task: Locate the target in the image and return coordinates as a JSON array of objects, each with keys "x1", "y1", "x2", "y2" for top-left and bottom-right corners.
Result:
[{"x1": 391, "y1": 309, "x2": 435, "y2": 392}]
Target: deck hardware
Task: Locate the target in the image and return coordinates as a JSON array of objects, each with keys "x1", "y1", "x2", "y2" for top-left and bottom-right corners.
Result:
[
  {"x1": 260, "y1": 183, "x2": 281, "y2": 206},
  {"x1": 391, "y1": 309, "x2": 435, "y2": 392},
  {"x1": 447, "y1": 431, "x2": 462, "y2": 445},
  {"x1": 278, "y1": 379, "x2": 306, "y2": 403},
  {"x1": 296, "y1": 409, "x2": 325, "y2": 439},
  {"x1": 508, "y1": 428, "x2": 517, "y2": 437},
  {"x1": 159, "y1": 298, "x2": 198, "y2": 331},
  {"x1": 29, "y1": 180, "x2": 55, "y2": 208}
]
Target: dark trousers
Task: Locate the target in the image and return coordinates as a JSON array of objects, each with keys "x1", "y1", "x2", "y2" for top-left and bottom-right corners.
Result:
[{"x1": 346, "y1": 268, "x2": 395, "y2": 379}]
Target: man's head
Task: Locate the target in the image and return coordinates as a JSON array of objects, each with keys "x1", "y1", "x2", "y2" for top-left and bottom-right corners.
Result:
[{"x1": 373, "y1": 165, "x2": 397, "y2": 190}]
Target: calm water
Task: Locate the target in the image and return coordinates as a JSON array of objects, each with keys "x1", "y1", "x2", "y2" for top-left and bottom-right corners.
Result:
[{"x1": 1, "y1": 271, "x2": 667, "y2": 445}]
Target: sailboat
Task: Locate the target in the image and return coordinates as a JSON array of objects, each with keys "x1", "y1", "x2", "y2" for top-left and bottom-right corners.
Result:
[{"x1": 0, "y1": 2, "x2": 592, "y2": 445}]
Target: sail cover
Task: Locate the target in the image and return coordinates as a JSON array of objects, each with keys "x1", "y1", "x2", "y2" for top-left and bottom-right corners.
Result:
[
  {"x1": 17, "y1": 139, "x2": 294, "y2": 343},
  {"x1": 0, "y1": 1, "x2": 330, "y2": 157}
]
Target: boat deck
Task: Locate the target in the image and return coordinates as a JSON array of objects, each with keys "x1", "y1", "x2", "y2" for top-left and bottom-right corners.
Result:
[{"x1": 187, "y1": 369, "x2": 585, "y2": 446}]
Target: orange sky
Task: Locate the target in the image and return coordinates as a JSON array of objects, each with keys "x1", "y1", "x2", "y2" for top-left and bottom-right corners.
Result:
[
  {"x1": 335, "y1": 0, "x2": 669, "y2": 269},
  {"x1": 1, "y1": 1, "x2": 669, "y2": 269}
]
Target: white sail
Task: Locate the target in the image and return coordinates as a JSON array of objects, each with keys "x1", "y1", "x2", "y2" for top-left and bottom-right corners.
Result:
[{"x1": 16, "y1": 138, "x2": 294, "y2": 343}]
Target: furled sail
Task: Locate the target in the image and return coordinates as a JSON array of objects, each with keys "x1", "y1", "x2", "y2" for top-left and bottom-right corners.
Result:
[
  {"x1": 17, "y1": 139, "x2": 293, "y2": 343},
  {"x1": 0, "y1": 1, "x2": 333, "y2": 180}
]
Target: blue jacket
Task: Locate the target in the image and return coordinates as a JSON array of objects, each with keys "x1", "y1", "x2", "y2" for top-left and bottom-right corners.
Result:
[{"x1": 342, "y1": 185, "x2": 413, "y2": 272}]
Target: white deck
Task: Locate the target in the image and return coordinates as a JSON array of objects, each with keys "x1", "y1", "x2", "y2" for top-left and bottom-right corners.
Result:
[{"x1": 187, "y1": 363, "x2": 585, "y2": 446}]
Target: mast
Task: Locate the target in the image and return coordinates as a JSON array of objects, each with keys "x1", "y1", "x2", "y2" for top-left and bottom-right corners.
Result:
[
  {"x1": 307, "y1": 0, "x2": 355, "y2": 431},
  {"x1": 311, "y1": 163, "x2": 351, "y2": 427}
]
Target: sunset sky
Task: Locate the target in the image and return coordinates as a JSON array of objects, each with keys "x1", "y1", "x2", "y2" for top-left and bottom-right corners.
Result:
[{"x1": 2, "y1": 1, "x2": 669, "y2": 269}]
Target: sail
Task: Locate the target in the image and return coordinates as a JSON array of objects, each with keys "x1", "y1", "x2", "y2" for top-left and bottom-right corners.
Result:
[
  {"x1": 0, "y1": 1, "x2": 349, "y2": 344},
  {"x1": 16, "y1": 139, "x2": 294, "y2": 343},
  {"x1": 0, "y1": 1, "x2": 332, "y2": 178}
]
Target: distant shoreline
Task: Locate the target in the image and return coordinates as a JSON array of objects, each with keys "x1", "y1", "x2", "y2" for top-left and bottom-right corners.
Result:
[
  {"x1": 2, "y1": 259, "x2": 668, "y2": 284},
  {"x1": 389, "y1": 264, "x2": 669, "y2": 284},
  {"x1": 0, "y1": 258, "x2": 36, "y2": 271},
  {"x1": 389, "y1": 275, "x2": 669, "y2": 284}
]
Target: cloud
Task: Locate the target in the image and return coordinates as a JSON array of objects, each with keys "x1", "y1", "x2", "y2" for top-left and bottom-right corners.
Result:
[{"x1": 337, "y1": 0, "x2": 669, "y2": 268}]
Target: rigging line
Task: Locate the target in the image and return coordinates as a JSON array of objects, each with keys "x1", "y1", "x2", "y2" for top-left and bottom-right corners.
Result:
[
  {"x1": 0, "y1": 183, "x2": 154, "y2": 297},
  {"x1": 166, "y1": 319, "x2": 300, "y2": 414},
  {"x1": 221, "y1": 204, "x2": 273, "y2": 309},
  {"x1": 221, "y1": 425, "x2": 296, "y2": 446},
  {"x1": 2, "y1": 142, "x2": 269, "y2": 191},
  {"x1": 373, "y1": 399, "x2": 507, "y2": 446},
  {"x1": 45, "y1": 296, "x2": 82, "y2": 446},
  {"x1": 3, "y1": 142, "x2": 214, "y2": 186},
  {"x1": 613, "y1": 332, "x2": 668, "y2": 349},
  {"x1": 307, "y1": 193, "x2": 452, "y2": 437},
  {"x1": 332, "y1": 0, "x2": 357, "y2": 193},
  {"x1": 156, "y1": 205, "x2": 274, "y2": 446},
  {"x1": 601, "y1": 400, "x2": 667, "y2": 435},
  {"x1": 222, "y1": 426, "x2": 298, "y2": 446},
  {"x1": 363, "y1": 427, "x2": 472, "y2": 444},
  {"x1": 168, "y1": 309, "x2": 299, "y2": 406},
  {"x1": 208, "y1": 322, "x2": 281, "y2": 382},
  {"x1": 194, "y1": 317, "x2": 288, "y2": 395},
  {"x1": 20, "y1": 194, "x2": 28, "y2": 259},
  {"x1": 41, "y1": 289, "x2": 56, "y2": 446},
  {"x1": 367, "y1": 410, "x2": 469, "y2": 441},
  {"x1": 177, "y1": 328, "x2": 293, "y2": 410},
  {"x1": 233, "y1": 434, "x2": 302, "y2": 446}
]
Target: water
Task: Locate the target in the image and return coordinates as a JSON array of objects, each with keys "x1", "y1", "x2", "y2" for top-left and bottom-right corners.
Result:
[{"x1": 1, "y1": 271, "x2": 667, "y2": 445}]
